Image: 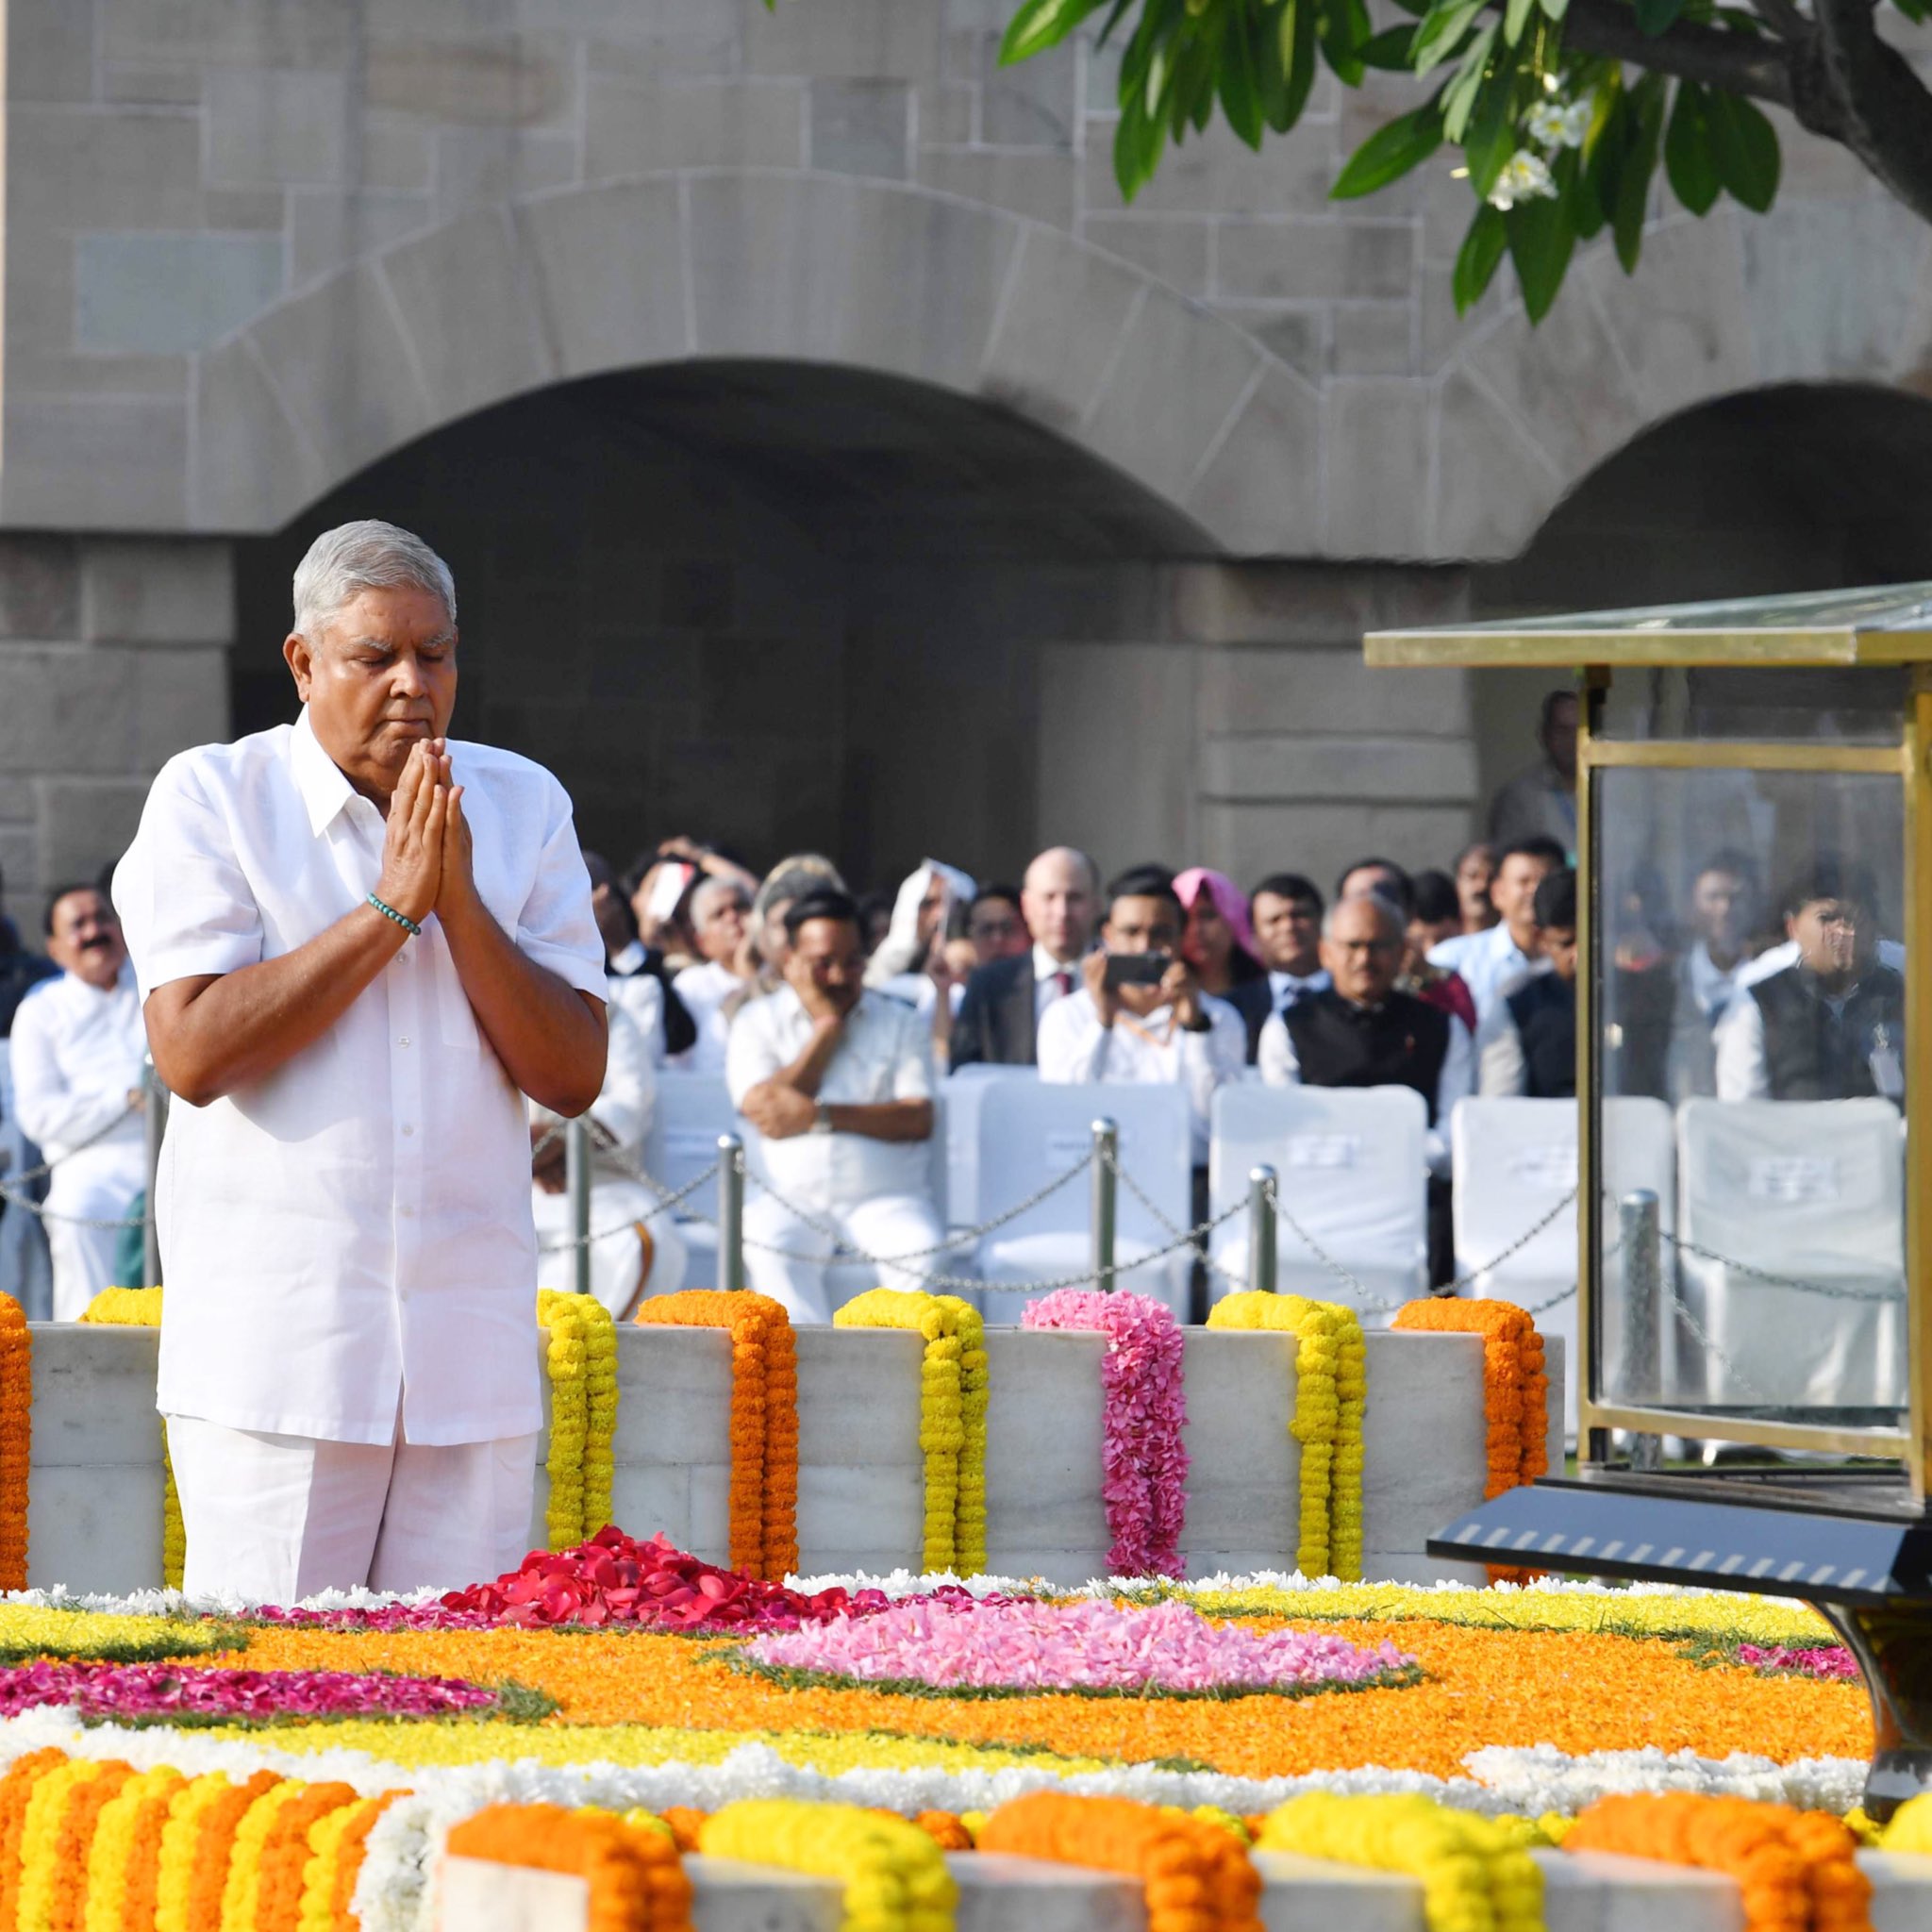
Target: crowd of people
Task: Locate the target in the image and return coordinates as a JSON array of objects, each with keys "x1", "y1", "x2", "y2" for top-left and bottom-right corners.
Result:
[{"x1": 0, "y1": 675, "x2": 1910, "y2": 1328}]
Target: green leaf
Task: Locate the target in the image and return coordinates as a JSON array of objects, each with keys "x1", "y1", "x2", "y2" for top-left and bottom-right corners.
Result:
[
  {"x1": 1331, "y1": 97, "x2": 1444, "y2": 196},
  {"x1": 1704, "y1": 89, "x2": 1780, "y2": 210},
  {"x1": 999, "y1": 0, "x2": 1101, "y2": 65},
  {"x1": 1504, "y1": 0, "x2": 1536, "y2": 43},
  {"x1": 1113, "y1": 73, "x2": 1171, "y2": 199},
  {"x1": 1357, "y1": 24, "x2": 1418, "y2": 66},
  {"x1": 1539, "y1": 0, "x2": 1568, "y2": 20},
  {"x1": 1171, "y1": 32, "x2": 1217, "y2": 137},
  {"x1": 1319, "y1": 0, "x2": 1374, "y2": 83},
  {"x1": 1441, "y1": 21, "x2": 1497, "y2": 141},
  {"x1": 1892, "y1": 0, "x2": 1927, "y2": 24},
  {"x1": 1632, "y1": 0, "x2": 1686, "y2": 29},
  {"x1": 1662, "y1": 79, "x2": 1721, "y2": 213},
  {"x1": 1613, "y1": 73, "x2": 1666, "y2": 270},
  {"x1": 1453, "y1": 204, "x2": 1509, "y2": 313},
  {"x1": 1506, "y1": 152, "x2": 1576, "y2": 322},
  {"x1": 1274, "y1": 0, "x2": 1320, "y2": 128},
  {"x1": 1408, "y1": 0, "x2": 1488, "y2": 72},
  {"x1": 1219, "y1": 7, "x2": 1266, "y2": 145},
  {"x1": 1094, "y1": 0, "x2": 1138, "y2": 44},
  {"x1": 1461, "y1": 42, "x2": 1522, "y2": 199}
]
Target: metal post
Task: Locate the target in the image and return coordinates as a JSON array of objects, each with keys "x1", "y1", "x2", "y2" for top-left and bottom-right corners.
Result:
[
  {"x1": 1247, "y1": 1164, "x2": 1278, "y2": 1295},
  {"x1": 1091, "y1": 1117, "x2": 1118, "y2": 1291},
  {"x1": 142, "y1": 1060, "x2": 167, "y2": 1291},
  {"x1": 718, "y1": 1133, "x2": 746, "y2": 1293},
  {"x1": 565, "y1": 1117, "x2": 592, "y2": 1299},
  {"x1": 1618, "y1": 1188, "x2": 1662, "y2": 1471}
]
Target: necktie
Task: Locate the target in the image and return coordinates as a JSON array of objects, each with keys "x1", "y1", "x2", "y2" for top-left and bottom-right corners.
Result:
[{"x1": 1053, "y1": 970, "x2": 1073, "y2": 998}]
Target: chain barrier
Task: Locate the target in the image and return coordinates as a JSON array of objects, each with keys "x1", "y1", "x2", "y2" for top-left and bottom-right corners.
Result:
[
  {"x1": 1657, "y1": 1228, "x2": 1904, "y2": 1303},
  {"x1": 0, "y1": 1096, "x2": 151, "y2": 1230},
  {"x1": 534, "y1": 1153, "x2": 724, "y2": 1255},
  {"x1": 1661, "y1": 1279, "x2": 1781, "y2": 1408}
]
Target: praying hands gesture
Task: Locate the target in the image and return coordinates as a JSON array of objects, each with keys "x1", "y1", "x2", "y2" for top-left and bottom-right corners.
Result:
[{"x1": 375, "y1": 739, "x2": 481, "y2": 930}]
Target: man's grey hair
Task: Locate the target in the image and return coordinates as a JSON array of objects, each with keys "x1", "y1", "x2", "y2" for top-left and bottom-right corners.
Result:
[
  {"x1": 1324, "y1": 892, "x2": 1405, "y2": 941},
  {"x1": 691, "y1": 874, "x2": 750, "y2": 921},
  {"x1": 291, "y1": 520, "x2": 457, "y2": 641}
]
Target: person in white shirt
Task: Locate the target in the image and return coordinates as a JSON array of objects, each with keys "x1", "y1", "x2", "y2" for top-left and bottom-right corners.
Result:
[
  {"x1": 1427, "y1": 837, "x2": 1565, "y2": 1022},
  {"x1": 113, "y1": 520, "x2": 608, "y2": 1603},
  {"x1": 1258, "y1": 893, "x2": 1474, "y2": 1182},
  {"x1": 530, "y1": 1001, "x2": 687, "y2": 1320},
  {"x1": 951, "y1": 846, "x2": 1099, "y2": 1067},
  {"x1": 672, "y1": 877, "x2": 757, "y2": 1074},
  {"x1": 727, "y1": 889, "x2": 944, "y2": 1324},
  {"x1": 8, "y1": 887, "x2": 149, "y2": 1320},
  {"x1": 1037, "y1": 865, "x2": 1246, "y2": 1166}
]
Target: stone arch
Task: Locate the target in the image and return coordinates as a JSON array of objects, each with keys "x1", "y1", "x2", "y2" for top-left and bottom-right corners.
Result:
[
  {"x1": 1429, "y1": 195, "x2": 1932, "y2": 559},
  {"x1": 190, "y1": 170, "x2": 1322, "y2": 557}
]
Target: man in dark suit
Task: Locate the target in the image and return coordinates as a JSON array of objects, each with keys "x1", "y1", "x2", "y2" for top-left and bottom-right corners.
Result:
[{"x1": 950, "y1": 846, "x2": 1097, "y2": 1067}]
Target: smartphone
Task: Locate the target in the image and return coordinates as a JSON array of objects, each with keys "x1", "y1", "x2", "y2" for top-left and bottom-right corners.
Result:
[
  {"x1": 1104, "y1": 952, "x2": 1172, "y2": 990},
  {"x1": 644, "y1": 861, "x2": 697, "y2": 926}
]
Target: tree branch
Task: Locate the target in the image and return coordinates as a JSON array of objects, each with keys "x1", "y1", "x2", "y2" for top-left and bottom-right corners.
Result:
[
  {"x1": 1809, "y1": 0, "x2": 1932, "y2": 220},
  {"x1": 1560, "y1": 0, "x2": 1799, "y2": 105}
]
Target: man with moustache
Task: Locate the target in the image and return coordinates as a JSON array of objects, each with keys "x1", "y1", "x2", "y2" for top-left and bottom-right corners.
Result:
[
  {"x1": 113, "y1": 520, "x2": 608, "y2": 1600},
  {"x1": 8, "y1": 885, "x2": 149, "y2": 1318}
]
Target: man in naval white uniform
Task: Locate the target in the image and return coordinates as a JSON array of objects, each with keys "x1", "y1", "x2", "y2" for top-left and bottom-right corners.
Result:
[{"x1": 114, "y1": 521, "x2": 608, "y2": 1602}]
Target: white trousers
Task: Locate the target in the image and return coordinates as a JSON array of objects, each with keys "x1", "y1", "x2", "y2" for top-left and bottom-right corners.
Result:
[
  {"x1": 45, "y1": 1176, "x2": 139, "y2": 1323},
  {"x1": 166, "y1": 1410, "x2": 539, "y2": 1603},
  {"x1": 741, "y1": 1188, "x2": 944, "y2": 1324},
  {"x1": 531, "y1": 1179, "x2": 688, "y2": 1321}
]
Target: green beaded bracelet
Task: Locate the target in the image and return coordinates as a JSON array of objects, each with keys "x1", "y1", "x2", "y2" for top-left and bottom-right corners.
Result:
[{"x1": 366, "y1": 891, "x2": 422, "y2": 938}]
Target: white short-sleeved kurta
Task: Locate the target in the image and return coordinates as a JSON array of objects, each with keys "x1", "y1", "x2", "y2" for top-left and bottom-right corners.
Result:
[{"x1": 111, "y1": 708, "x2": 608, "y2": 1446}]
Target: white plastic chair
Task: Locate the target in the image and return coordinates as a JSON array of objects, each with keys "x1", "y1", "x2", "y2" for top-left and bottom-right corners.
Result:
[
  {"x1": 942, "y1": 1064, "x2": 1038, "y2": 1232},
  {"x1": 972, "y1": 1081, "x2": 1193, "y2": 1322},
  {"x1": 1449, "y1": 1094, "x2": 1675, "y2": 1439},
  {"x1": 821, "y1": 1091, "x2": 951, "y2": 1315},
  {"x1": 1208, "y1": 1084, "x2": 1427, "y2": 1326},
  {"x1": 1676, "y1": 1097, "x2": 1905, "y2": 1411},
  {"x1": 641, "y1": 1072, "x2": 740, "y2": 1288},
  {"x1": 0, "y1": 1041, "x2": 50, "y2": 1321}
]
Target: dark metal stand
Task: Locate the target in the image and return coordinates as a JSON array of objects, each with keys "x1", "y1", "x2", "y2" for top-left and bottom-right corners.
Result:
[{"x1": 1427, "y1": 1470, "x2": 1932, "y2": 1819}]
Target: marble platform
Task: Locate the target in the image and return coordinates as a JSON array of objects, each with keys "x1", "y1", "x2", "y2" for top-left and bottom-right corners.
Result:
[
  {"x1": 22, "y1": 1323, "x2": 1562, "y2": 1593},
  {"x1": 442, "y1": 1846, "x2": 1932, "y2": 1932}
]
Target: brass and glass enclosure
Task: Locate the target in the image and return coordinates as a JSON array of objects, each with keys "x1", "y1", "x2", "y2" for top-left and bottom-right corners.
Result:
[{"x1": 1366, "y1": 585, "x2": 1932, "y2": 1506}]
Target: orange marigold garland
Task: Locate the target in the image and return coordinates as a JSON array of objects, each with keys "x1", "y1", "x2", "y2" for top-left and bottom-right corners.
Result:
[
  {"x1": 252, "y1": 1781, "x2": 359, "y2": 1932},
  {"x1": 1391, "y1": 1297, "x2": 1548, "y2": 1584},
  {"x1": 447, "y1": 1802, "x2": 693, "y2": 1932},
  {"x1": 0, "y1": 1748, "x2": 66, "y2": 1928},
  {"x1": 979, "y1": 1792, "x2": 1264, "y2": 1932},
  {"x1": 635, "y1": 1291, "x2": 798, "y2": 1580},
  {"x1": 0, "y1": 1292, "x2": 31, "y2": 1591},
  {"x1": 1564, "y1": 1793, "x2": 1871, "y2": 1932},
  {"x1": 180, "y1": 1769, "x2": 283, "y2": 1932}
]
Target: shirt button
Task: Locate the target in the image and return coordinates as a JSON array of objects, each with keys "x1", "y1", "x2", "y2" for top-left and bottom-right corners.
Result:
[
  {"x1": 398, "y1": 1037, "x2": 410, "y2": 1047},
  {"x1": 401, "y1": 1124, "x2": 415, "y2": 1138}
]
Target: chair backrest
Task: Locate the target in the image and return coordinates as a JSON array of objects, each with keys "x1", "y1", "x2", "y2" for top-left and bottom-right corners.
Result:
[
  {"x1": 642, "y1": 1072, "x2": 740, "y2": 1211},
  {"x1": 1678, "y1": 1097, "x2": 1903, "y2": 1277},
  {"x1": 976, "y1": 1081, "x2": 1191, "y2": 1245},
  {"x1": 1209, "y1": 1084, "x2": 1427, "y2": 1275},
  {"x1": 942, "y1": 1065, "x2": 1039, "y2": 1228},
  {"x1": 1451, "y1": 1097, "x2": 1578, "y2": 1288}
]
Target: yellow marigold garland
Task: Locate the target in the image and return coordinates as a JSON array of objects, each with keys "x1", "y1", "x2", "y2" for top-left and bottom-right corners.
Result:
[
  {"x1": 833, "y1": 1291, "x2": 989, "y2": 1574},
  {"x1": 1392, "y1": 1298, "x2": 1548, "y2": 1586},
  {"x1": 636, "y1": 1291, "x2": 798, "y2": 1580},
  {"x1": 1256, "y1": 1792, "x2": 1544, "y2": 1932},
  {"x1": 536, "y1": 1291, "x2": 619, "y2": 1549},
  {"x1": 698, "y1": 1799, "x2": 957, "y2": 1932},
  {"x1": 297, "y1": 1792, "x2": 401, "y2": 1932},
  {"x1": 17, "y1": 1756, "x2": 132, "y2": 1932},
  {"x1": 1208, "y1": 1292, "x2": 1366, "y2": 1580},
  {"x1": 0, "y1": 1291, "x2": 31, "y2": 1591},
  {"x1": 80, "y1": 1288, "x2": 181, "y2": 1589}
]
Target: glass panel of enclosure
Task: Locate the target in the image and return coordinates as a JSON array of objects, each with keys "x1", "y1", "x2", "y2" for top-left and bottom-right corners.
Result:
[
  {"x1": 1595, "y1": 666, "x2": 1908, "y2": 744},
  {"x1": 1591, "y1": 749, "x2": 1909, "y2": 1444}
]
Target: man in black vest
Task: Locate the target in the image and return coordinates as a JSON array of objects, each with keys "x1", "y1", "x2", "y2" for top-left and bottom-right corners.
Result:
[
  {"x1": 1715, "y1": 860, "x2": 1905, "y2": 1103},
  {"x1": 1477, "y1": 870, "x2": 1576, "y2": 1098}
]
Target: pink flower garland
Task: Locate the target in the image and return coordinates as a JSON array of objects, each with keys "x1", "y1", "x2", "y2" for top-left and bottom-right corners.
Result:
[
  {"x1": 1021, "y1": 1290, "x2": 1189, "y2": 1578},
  {"x1": 0, "y1": 1661, "x2": 498, "y2": 1721}
]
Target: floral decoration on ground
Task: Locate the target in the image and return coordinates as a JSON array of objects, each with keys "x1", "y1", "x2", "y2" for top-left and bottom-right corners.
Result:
[
  {"x1": 0, "y1": 1660, "x2": 510, "y2": 1724},
  {"x1": 734, "y1": 1596, "x2": 1418, "y2": 1699}
]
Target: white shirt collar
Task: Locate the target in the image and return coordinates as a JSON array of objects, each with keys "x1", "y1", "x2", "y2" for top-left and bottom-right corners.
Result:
[
  {"x1": 1034, "y1": 942, "x2": 1075, "y2": 983},
  {"x1": 609, "y1": 939, "x2": 646, "y2": 977},
  {"x1": 291, "y1": 708, "x2": 360, "y2": 838}
]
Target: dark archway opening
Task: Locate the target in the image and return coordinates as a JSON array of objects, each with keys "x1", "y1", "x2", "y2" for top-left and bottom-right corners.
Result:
[{"x1": 233, "y1": 361, "x2": 1208, "y2": 890}]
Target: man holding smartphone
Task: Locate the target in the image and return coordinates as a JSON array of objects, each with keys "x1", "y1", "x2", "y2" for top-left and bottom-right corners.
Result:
[{"x1": 1037, "y1": 864, "x2": 1246, "y2": 1164}]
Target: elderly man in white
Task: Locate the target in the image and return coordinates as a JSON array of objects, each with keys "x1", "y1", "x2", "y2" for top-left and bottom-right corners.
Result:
[
  {"x1": 9, "y1": 886, "x2": 149, "y2": 1320},
  {"x1": 726, "y1": 888, "x2": 942, "y2": 1324},
  {"x1": 113, "y1": 521, "x2": 608, "y2": 1602},
  {"x1": 528, "y1": 1000, "x2": 687, "y2": 1319}
]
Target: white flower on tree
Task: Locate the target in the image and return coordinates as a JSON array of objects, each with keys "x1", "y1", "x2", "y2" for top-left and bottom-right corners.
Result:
[
  {"x1": 1487, "y1": 149, "x2": 1559, "y2": 209},
  {"x1": 1524, "y1": 96, "x2": 1594, "y2": 149}
]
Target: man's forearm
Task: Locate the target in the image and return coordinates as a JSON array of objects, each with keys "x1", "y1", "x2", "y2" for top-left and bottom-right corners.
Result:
[
  {"x1": 768, "y1": 1017, "x2": 843, "y2": 1099},
  {"x1": 440, "y1": 897, "x2": 607, "y2": 1116},
  {"x1": 144, "y1": 905, "x2": 408, "y2": 1106},
  {"x1": 826, "y1": 1099, "x2": 933, "y2": 1142}
]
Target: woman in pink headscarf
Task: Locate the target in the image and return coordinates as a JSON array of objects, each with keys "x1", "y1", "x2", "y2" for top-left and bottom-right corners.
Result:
[{"x1": 1174, "y1": 866, "x2": 1274, "y2": 1064}]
